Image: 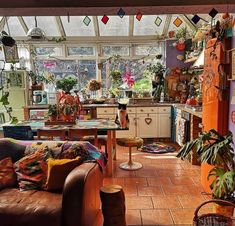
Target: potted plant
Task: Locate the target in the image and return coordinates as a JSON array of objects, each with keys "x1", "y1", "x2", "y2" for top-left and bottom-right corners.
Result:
[
  {"x1": 56, "y1": 76, "x2": 77, "y2": 94},
  {"x1": 176, "y1": 129, "x2": 235, "y2": 216},
  {"x1": 48, "y1": 104, "x2": 58, "y2": 121}
]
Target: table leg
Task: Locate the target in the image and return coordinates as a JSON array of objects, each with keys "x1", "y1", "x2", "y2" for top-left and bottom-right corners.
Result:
[
  {"x1": 112, "y1": 131, "x2": 117, "y2": 160},
  {"x1": 106, "y1": 130, "x2": 113, "y2": 177}
]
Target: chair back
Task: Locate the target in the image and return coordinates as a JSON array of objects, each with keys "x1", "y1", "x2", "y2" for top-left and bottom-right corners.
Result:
[
  {"x1": 68, "y1": 128, "x2": 98, "y2": 146},
  {"x1": 3, "y1": 126, "x2": 34, "y2": 140},
  {"x1": 37, "y1": 128, "x2": 66, "y2": 141}
]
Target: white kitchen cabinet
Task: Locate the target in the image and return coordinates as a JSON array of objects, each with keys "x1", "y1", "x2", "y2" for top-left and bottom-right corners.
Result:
[
  {"x1": 96, "y1": 106, "x2": 171, "y2": 138},
  {"x1": 116, "y1": 114, "x2": 136, "y2": 138},
  {"x1": 158, "y1": 113, "x2": 171, "y2": 137},
  {"x1": 137, "y1": 113, "x2": 158, "y2": 138}
]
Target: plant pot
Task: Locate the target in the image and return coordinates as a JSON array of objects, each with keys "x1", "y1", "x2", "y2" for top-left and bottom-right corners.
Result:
[{"x1": 213, "y1": 202, "x2": 234, "y2": 217}]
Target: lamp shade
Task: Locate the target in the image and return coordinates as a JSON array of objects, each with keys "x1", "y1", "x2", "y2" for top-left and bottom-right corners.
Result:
[{"x1": 27, "y1": 27, "x2": 45, "y2": 39}]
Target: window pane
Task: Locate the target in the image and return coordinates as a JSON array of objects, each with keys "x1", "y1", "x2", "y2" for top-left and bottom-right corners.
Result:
[
  {"x1": 34, "y1": 46, "x2": 63, "y2": 56},
  {"x1": 102, "y1": 45, "x2": 129, "y2": 56},
  {"x1": 135, "y1": 43, "x2": 165, "y2": 56},
  {"x1": 67, "y1": 46, "x2": 95, "y2": 56}
]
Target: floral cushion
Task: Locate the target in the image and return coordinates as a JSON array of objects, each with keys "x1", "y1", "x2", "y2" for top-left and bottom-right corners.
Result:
[
  {"x1": 0, "y1": 157, "x2": 17, "y2": 190},
  {"x1": 14, "y1": 148, "x2": 52, "y2": 191}
]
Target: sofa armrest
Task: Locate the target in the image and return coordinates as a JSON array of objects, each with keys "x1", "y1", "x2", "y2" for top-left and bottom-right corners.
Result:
[{"x1": 62, "y1": 162, "x2": 103, "y2": 226}]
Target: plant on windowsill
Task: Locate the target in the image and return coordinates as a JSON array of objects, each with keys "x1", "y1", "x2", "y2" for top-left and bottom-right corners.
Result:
[
  {"x1": 176, "y1": 129, "x2": 235, "y2": 216},
  {"x1": 56, "y1": 76, "x2": 77, "y2": 94}
]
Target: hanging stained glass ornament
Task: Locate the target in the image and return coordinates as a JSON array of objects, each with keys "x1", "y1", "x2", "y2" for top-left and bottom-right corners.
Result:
[
  {"x1": 101, "y1": 15, "x2": 109, "y2": 24},
  {"x1": 117, "y1": 8, "x2": 125, "y2": 18},
  {"x1": 136, "y1": 11, "x2": 142, "y2": 21},
  {"x1": 209, "y1": 8, "x2": 218, "y2": 18},
  {"x1": 83, "y1": 16, "x2": 91, "y2": 26},
  {"x1": 191, "y1": 15, "x2": 200, "y2": 24},
  {"x1": 173, "y1": 17, "x2": 183, "y2": 27},
  {"x1": 155, "y1": 16, "x2": 162, "y2": 26}
]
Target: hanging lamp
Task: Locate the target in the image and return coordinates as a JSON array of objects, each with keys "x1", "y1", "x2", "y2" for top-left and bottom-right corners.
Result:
[{"x1": 27, "y1": 16, "x2": 45, "y2": 39}]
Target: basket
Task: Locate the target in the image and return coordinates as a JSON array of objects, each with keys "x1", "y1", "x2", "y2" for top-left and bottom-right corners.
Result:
[{"x1": 193, "y1": 199, "x2": 235, "y2": 226}]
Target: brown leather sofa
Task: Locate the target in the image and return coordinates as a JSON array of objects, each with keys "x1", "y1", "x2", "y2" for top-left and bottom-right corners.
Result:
[{"x1": 0, "y1": 139, "x2": 103, "y2": 226}]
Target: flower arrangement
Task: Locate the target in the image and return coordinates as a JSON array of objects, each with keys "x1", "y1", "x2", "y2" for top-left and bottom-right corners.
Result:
[{"x1": 123, "y1": 71, "x2": 135, "y2": 88}]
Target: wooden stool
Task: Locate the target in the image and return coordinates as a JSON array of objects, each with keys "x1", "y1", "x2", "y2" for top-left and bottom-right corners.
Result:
[
  {"x1": 117, "y1": 137, "x2": 143, "y2": 171},
  {"x1": 100, "y1": 184, "x2": 126, "y2": 226}
]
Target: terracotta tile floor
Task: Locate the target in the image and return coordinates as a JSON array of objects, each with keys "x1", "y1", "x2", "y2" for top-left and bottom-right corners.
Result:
[{"x1": 99, "y1": 142, "x2": 212, "y2": 226}]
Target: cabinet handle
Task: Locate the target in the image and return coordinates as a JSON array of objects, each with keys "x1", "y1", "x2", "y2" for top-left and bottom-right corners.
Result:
[{"x1": 151, "y1": 109, "x2": 154, "y2": 111}]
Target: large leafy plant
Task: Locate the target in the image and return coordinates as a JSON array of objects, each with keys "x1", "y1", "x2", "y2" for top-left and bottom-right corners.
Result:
[
  {"x1": 56, "y1": 76, "x2": 77, "y2": 94},
  {"x1": 177, "y1": 129, "x2": 235, "y2": 200}
]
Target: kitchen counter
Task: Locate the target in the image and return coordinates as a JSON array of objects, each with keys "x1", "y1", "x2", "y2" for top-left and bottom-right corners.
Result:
[{"x1": 174, "y1": 105, "x2": 202, "y2": 118}]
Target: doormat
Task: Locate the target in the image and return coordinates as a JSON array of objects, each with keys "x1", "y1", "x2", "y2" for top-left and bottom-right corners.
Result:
[{"x1": 139, "y1": 142, "x2": 176, "y2": 154}]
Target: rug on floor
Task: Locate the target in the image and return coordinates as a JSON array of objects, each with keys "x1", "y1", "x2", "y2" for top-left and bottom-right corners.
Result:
[{"x1": 139, "y1": 142, "x2": 176, "y2": 154}]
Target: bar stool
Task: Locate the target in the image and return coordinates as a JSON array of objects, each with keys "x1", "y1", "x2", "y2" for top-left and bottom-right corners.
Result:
[{"x1": 117, "y1": 137, "x2": 143, "y2": 170}]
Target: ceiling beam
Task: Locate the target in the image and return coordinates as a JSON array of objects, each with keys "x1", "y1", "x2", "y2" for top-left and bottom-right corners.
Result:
[
  {"x1": 0, "y1": 17, "x2": 6, "y2": 32},
  {"x1": 0, "y1": 5, "x2": 234, "y2": 16},
  {"x1": 0, "y1": 0, "x2": 234, "y2": 8},
  {"x1": 55, "y1": 16, "x2": 66, "y2": 37},
  {"x1": 93, "y1": 16, "x2": 100, "y2": 37},
  {"x1": 18, "y1": 16, "x2": 28, "y2": 34},
  {"x1": 162, "y1": 15, "x2": 172, "y2": 36},
  {"x1": 129, "y1": 15, "x2": 134, "y2": 37}
]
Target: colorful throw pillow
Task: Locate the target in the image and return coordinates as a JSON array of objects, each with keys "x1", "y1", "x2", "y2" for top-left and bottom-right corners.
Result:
[
  {"x1": 44, "y1": 157, "x2": 81, "y2": 191},
  {"x1": 0, "y1": 157, "x2": 17, "y2": 190},
  {"x1": 14, "y1": 148, "x2": 52, "y2": 191}
]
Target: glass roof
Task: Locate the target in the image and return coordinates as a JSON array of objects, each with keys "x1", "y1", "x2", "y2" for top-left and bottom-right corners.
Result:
[
  {"x1": 61, "y1": 16, "x2": 95, "y2": 37},
  {"x1": 0, "y1": 14, "x2": 224, "y2": 39},
  {"x1": 134, "y1": 15, "x2": 167, "y2": 36},
  {"x1": 23, "y1": 16, "x2": 60, "y2": 36},
  {"x1": 98, "y1": 16, "x2": 129, "y2": 36}
]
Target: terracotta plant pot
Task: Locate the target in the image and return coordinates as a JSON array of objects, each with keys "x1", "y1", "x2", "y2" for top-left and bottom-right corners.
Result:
[{"x1": 49, "y1": 115, "x2": 57, "y2": 122}]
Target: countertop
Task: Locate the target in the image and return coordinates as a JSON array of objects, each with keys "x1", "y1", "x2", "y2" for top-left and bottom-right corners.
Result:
[{"x1": 174, "y1": 105, "x2": 202, "y2": 118}]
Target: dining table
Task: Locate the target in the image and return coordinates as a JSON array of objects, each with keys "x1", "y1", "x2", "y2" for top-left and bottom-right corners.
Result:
[{"x1": 2, "y1": 119, "x2": 125, "y2": 177}]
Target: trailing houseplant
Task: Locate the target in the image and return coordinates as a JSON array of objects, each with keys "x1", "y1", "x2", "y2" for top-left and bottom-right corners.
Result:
[{"x1": 176, "y1": 129, "x2": 235, "y2": 214}]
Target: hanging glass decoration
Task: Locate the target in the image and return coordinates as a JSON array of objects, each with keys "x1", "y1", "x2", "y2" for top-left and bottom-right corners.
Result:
[
  {"x1": 136, "y1": 11, "x2": 143, "y2": 21},
  {"x1": 173, "y1": 17, "x2": 183, "y2": 27},
  {"x1": 117, "y1": 8, "x2": 125, "y2": 18},
  {"x1": 83, "y1": 16, "x2": 91, "y2": 26},
  {"x1": 191, "y1": 15, "x2": 201, "y2": 24},
  {"x1": 209, "y1": 8, "x2": 218, "y2": 18},
  {"x1": 101, "y1": 15, "x2": 109, "y2": 24},
  {"x1": 155, "y1": 16, "x2": 162, "y2": 26}
]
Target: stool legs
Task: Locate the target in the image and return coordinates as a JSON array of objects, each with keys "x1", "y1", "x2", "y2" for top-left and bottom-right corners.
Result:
[{"x1": 119, "y1": 147, "x2": 142, "y2": 171}]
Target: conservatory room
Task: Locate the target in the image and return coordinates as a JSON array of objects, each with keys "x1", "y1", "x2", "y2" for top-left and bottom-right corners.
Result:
[{"x1": 0, "y1": 1, "x2": 235, "y2": 226}]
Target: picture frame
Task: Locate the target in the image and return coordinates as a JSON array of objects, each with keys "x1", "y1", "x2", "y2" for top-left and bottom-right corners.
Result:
[{"x1": 3, "y1": 44, "x2": 19, "y2": 63}]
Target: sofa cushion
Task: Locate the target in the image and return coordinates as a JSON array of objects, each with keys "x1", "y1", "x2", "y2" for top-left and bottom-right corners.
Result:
[
  {"x1": 45, "y1": 157, "x2": 81, "y2": 191},
  {"x1": 14, "y1": 148, "x2": 52, "y2": 191},
  {"x1": 0, "y1": 188, "x2": 61, "y2": 226},
  {"x1": 0, "y1": 157, "x2": 17, "y2": 190}
]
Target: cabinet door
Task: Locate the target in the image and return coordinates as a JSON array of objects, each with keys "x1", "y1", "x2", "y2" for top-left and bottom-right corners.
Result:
[
  {"x1": 116, "y1": 114, "x2": 136, "y2": 138},
  {"x1": 158, "y1": 113, "x2": 171, "y2": 138},
  {"x1": 137, "y1": 114, "x2": 158, "y2": 138}
]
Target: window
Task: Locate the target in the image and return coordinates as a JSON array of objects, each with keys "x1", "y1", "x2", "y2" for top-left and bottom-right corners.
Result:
[
  {"x1": 134, "y1": 42, "x2": 165, "y2": 56},
  {"x1": 102, "y1": 45, "x2": 129, "y2": 56},
  {"x1": 34, "y1": 46, "x2": 63, "y2": 57},
  {"x1": 67, "y1": 46, "x2": 95, "y2": 57}
]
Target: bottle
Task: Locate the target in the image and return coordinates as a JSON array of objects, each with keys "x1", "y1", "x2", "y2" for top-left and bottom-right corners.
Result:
[{"x1": 160, "y1": 91, "x2": 164, "y2": 102}]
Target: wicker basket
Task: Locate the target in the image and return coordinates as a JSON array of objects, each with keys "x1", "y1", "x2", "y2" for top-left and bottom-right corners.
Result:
[{"x1": 193, "y1": 199, "x2": 235, "y2": 226}]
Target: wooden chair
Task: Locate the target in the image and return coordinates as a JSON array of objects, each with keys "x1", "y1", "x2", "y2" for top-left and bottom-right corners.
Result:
[
  {"x1": 37, "y1": 128, "x2": 67, "y2": 141},
  {"x1": 68, "y1": 128, "x2": 98, "y2": 147}
]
